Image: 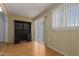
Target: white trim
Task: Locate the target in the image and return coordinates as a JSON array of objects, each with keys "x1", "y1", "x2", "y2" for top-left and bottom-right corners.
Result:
[
  {"x1": 47, "y1": 44, "x2": 68, "y2": 56},
  {"x1": 4, "y1": 15, "x2": 8, "y2": 43}
]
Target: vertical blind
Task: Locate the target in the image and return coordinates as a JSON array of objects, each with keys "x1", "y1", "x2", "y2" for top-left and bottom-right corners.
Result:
[
  {"x1": 52, "y1": 3, "x2": 79, "y2": 31},
  {"x1": 0, "y1": 12, "x2": 5, "y2": 42}
]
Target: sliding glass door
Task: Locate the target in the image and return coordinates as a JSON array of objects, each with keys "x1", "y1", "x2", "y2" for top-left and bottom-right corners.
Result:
[
  {"x1": 35, "y1": 17, "x2": 45, "y2": 44},
  {"x1": 0, "y1": 12, "x2": 5, "y2": 52}
]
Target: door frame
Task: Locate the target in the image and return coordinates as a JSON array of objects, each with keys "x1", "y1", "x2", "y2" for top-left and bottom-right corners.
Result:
[{"x1": 43, "y1": 16, "x2": 47, "y2": 46}]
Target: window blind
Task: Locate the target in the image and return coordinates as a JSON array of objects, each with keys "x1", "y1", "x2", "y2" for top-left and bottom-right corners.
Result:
[{"x1": 52, "y1": 3, "x2": 79, "y2": 31}]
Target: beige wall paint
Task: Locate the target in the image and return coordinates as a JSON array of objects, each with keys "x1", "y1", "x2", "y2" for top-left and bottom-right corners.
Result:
[
  {"x1": 7, "y1": 14, "x2": 34, "y2": 43},
  {"x1": 34, "y1": 3, "x2": 79, "y2": 56},
  {"x1": 45, "y1": 11, "x2": 79, "y2": 56},
  {"x1": 2, "y1": 3, "x2": 79, "y2": 55}
]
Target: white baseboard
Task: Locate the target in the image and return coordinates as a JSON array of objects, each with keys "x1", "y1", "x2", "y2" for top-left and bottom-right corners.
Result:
[{"x1": 47, "y1": 44, "x2": 68, "y2": 56}]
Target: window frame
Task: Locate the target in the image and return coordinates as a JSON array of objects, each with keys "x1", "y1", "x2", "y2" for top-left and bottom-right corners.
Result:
[{"x1": 51, "y1": 3, "x2": 79, "y2": 31}]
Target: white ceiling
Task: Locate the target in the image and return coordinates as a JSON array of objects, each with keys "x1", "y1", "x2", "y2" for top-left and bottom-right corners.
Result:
[{"x1": 4, "y1": 3, "x2": 53, "y2": 17}]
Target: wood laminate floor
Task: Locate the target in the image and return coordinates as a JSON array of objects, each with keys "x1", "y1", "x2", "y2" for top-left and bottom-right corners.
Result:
[
  {"x1": 1, "y1": 41, "x2": 63, "y2": 56},
  {"x1": 0, "y1": 42, "x2": 5, "y2": 52}
]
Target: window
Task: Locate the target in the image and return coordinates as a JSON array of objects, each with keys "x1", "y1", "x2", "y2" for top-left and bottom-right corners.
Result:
[
  {"x1": 52, "y1": 3, "x2": 79, "y2": 31},
  {"x1": 0, "y1": 7, "x2": 2, "y2": 12}
]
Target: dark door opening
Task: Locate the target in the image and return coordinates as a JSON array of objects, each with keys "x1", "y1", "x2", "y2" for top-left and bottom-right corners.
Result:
[{"x1": 14, "y1": 20, "x2": 31, "y2": 44}]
